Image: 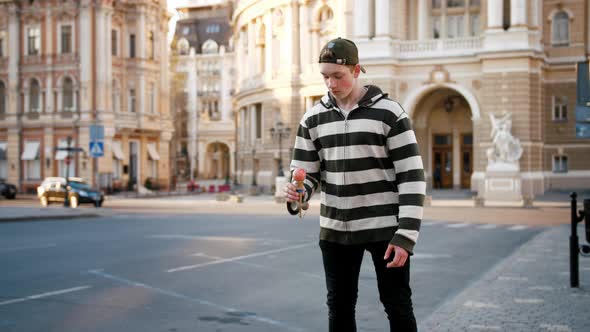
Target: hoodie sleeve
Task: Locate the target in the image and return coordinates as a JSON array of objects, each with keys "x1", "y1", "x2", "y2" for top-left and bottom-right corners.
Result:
[
  {"x1": 290, "y1": 116, "x2": 321, "y2": 202},
  {"x1": 386, "y1": 109, "x2": 426, "y2": 254}
]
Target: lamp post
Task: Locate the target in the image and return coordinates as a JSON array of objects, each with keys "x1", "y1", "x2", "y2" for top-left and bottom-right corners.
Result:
[
  {"x1": 54, "y1": 136, "x2": 82, "y2": 207},
  {"x1": 269, "y1": 121, "x2": 291, "y2": 177}
]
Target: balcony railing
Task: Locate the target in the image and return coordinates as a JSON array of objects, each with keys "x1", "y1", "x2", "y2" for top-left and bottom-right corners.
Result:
[{"x1": 395, "y1": 36, "x2": 483, "y2": 59}]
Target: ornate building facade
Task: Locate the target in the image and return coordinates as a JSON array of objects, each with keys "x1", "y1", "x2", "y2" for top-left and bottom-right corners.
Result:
[
  {"x1": 233, "y1": 0, "x2": 590, "y2": 197},
  {"x1": 169, "y1": 0, "x2": 234, "y2": 185},
  {"x1": 0, "y1": 0, "x2": 173, "y2": 192}
]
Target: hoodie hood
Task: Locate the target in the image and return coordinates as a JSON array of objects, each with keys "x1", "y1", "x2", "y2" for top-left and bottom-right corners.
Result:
[{"x1": 320, "y1": 85, "x2": 388, "y2": 110}]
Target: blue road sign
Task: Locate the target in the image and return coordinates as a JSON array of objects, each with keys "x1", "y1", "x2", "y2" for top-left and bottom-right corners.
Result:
[{"x1": 89, "y1": 141, "x2": 104, "y2": 157}]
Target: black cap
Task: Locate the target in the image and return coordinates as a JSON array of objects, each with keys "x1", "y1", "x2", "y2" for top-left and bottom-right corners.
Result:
[{"x1": 318, "y1": 37, "x2": 366, "y2": 73}]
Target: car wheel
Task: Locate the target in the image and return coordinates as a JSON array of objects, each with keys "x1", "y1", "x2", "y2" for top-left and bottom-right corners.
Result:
[
  {"x1": 6, "y1": 193, "x2": 16, "y2": 199},
  {"x1": 40, "y1": 196, "x2": 48, "y2": 207},
  {"x1": 70, "y1": 195, "x2": 79, "y2": 208}
]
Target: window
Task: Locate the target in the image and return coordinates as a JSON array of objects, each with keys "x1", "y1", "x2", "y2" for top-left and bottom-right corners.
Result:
[
  {"x1": 206, "y1": 24, "x2": 220, "y2": 34},
  {"x1": 432, "y1": 0, "x2": 442, "y2": 9},
  {"x1": 202, "y1": 39, "x2": 218, "y2": 54},
  {"x1": 447, "y1": 0, "x2": 464, "y2": 7},
  {"x1": 0, "y1": 81, "x2": 5, "y2": 114},
  {"x1": 62, "y1": 77, "x2": 74, "y2": 110},
  {"x1": 447, "y1": 15, "x2": 464, "y2": 38},
  {"x1": 60, "y1": 25, "x2": 72, "y2": 54},
  {"x1": 470, "y1": 14, "x2": 481, "y2": 36},
  {"x1": 111, "y1": 29, "x2": 118, "y2": 56},
  {"x1": 113, "y1": 158, "x2": 121, "y2": 178},
  {"x1": 27, "y1": 26, "x2": 40, "y2": 55},
  {"x1": 553, "y1": 155, "x2": 568, "y2": 173},
  {"x1": 29, "y1": 79, "x2": 40, "y2": 112},
  {"x1": 552, "y1": 11, "x2": 569, "y2": 46},
  {"x1": 0, "y1": 31, "x2": 4, "y2": 57},
  {"x1": 147, "y1": 31, "x2": 154, "y2": 59},
  {"x1": 129, "y1": 34, "x2": 136, "y2": 58},
  {"x1": 552, "y1": 96, "x2": 568, "y2": 121},
  {"x1": 0, "y1": 142, "x2": 7, "y2": 180},
  {"x1": 255, "y1": 104, "x2": 262, "y2": 139},
  {"x1": 432, "y1": 16, "x2": 441, "y2": 39},
  {"x1": 23, "y1": 141, "x2": 41, "y2": 180},
  {"x1": 129, "y1": 89, "x2": 136, "y2": 113}
]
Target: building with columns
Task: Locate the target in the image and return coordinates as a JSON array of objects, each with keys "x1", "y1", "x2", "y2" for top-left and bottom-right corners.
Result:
[
  {"x1": 0, "y1": 0, "x2": 173, "y2": 193},
  {"x1": 233, "y1": 0, "x2": 590, "y2": 197},
  {"x1": 169, "y1": 0, "x2": 235, "y2": 185}
]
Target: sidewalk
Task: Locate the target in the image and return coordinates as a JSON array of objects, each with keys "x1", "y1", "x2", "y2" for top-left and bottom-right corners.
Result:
[
  {"x1": 0, "y1": 206, "x2": 103, "y2": 222},
  {"x1": 419, "y1": 224, "x2": 590, "y2": 332}
]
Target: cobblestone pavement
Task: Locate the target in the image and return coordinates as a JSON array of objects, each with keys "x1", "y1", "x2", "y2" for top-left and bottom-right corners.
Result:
[{"x1": 419, "y1": 224, "x2": 590, "y2": 332}]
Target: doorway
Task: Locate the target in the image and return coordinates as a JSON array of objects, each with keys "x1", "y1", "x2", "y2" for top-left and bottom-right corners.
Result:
[
  {"x1": 432, "y1": 134, "x2": 452, "y2": 189},
  {"x1": 460, "y1": 134, "x2": 473, "y2": 189}
]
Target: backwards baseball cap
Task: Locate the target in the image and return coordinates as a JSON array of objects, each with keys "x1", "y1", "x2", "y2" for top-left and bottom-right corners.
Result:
[{"x1": 318, "y1": 37, "x2": 366, "y2": 73}]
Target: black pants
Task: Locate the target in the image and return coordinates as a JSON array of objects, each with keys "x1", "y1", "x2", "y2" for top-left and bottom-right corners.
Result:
[{"x1": 319, "y1": 240, "x2": 417, "y2": 332}]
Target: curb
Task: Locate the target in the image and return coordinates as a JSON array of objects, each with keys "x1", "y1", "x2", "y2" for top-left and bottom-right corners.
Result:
[{"x1": 0, "y1": 213, "x2": 102, "y2": 223}]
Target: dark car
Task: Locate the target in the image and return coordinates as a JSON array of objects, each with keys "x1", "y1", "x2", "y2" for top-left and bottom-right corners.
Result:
[
  {"x1": 0, "y1": 181, "x2": 17, "y2": 199},
  {"x1": 37, "y1": 177, "x2": 104, "y2": 208}
]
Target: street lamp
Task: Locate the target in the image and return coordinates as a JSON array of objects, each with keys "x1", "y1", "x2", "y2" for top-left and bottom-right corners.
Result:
[{"x1": 269, "y1": 121, "x2": 291, "y2": 177}]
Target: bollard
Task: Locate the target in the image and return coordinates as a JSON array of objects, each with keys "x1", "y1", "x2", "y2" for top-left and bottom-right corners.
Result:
[{"x1": 570, "y1": 193, "x2": 589, "y2": 288}]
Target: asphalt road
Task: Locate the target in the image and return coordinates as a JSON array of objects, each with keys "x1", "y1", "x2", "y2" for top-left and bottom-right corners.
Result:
[{"x1": 0, "y1": 211, "x2": 543, "y2": 332}]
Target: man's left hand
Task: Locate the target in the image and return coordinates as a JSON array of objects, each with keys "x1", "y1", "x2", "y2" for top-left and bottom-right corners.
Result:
[{"x1": 384, "y1": 244, "x2": 408, "y2": 268}]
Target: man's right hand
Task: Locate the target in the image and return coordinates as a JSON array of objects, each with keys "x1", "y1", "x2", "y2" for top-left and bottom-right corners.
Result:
[{"x1": 283, "y1": 182, "x2": 300, "y2": 203}]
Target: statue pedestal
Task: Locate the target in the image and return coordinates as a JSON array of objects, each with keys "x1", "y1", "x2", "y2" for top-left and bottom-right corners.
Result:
[{"x1": 480, "y1": 163, "x2": 522, "y2": 202}]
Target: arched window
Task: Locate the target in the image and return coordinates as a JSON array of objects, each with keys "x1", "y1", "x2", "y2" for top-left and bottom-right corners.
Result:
[
  {"x1": 0, "y1": 81, "x2": 5, "y2": 114},
  {"x1": 552, "y1": 11, "x2": 569, "y2": 46},
  {"x1": 62, "y1": 77, "x2": 74, "y2": 110},
  {"x1": 177, "y1": 38, "x2": 189, "y2": 55},
  {"x1": 29, "y1": 79, "x2": 40, "y2": 112},
  {"x1": 202, "y1": 39, "x2": 219, "y2": 54}
]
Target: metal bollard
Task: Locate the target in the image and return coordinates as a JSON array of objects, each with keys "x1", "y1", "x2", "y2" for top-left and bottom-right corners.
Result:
[{"x1": 570, "y1": 193, "x2": 589, "y2": 288}]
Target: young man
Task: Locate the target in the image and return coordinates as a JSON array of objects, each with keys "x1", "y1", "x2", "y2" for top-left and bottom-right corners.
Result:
[{"x1": 285, "y1": 38, "x2": 425, "y2": 332}]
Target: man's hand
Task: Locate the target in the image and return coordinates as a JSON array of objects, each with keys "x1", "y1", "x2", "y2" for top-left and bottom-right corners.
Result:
[
  {"x1": 283, "y1": 182, "x2": 300, "y2": 203},
  {"x1": 384, "y1": 244, "x2": 408, "y2": 268}
]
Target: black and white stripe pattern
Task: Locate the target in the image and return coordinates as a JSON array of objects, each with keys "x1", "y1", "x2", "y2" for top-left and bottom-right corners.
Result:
[{"x1": 290, "y1": 86, "x2": 425, "y2": 253}]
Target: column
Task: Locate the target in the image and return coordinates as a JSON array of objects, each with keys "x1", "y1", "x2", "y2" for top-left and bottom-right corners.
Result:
[
  {"x1": 290, "y1": 0, "x2": 300, "y2": 74},
  {"x1": 374, "y1": 0, "x2": 392, "y2": 39},
  {"x1": 487, "y1": 0, "x2": 503, "y2": 29},
  {"x1": 299, "y1": 3, "x2": 310, "y2": 71},
  {"x1": 7, "y1": 4, "x2": 20, "y2": 115},
  {"x1": 250, "y1": 105, "x2": 256, "y2": 145},
  {"x1": 417, "y1": 0, "x2": 429, "y2": 39},
  {"x1": 138, "y1": 8, "x2": 146, "y2": 114},
  {"x1": 510, "y1": 0, "x2": 527, "y2": 27},
  {"x1": 45, "y1": 9, "x2": 52, "y2": 64},
  {"x1": 354, "y1": 0, "x2": 371, "y2": 39},
  {"x1": 79, "y1": 0, "x2": 92, "y2": 114},
  {"x1": 188, "y1": 60, "x2": 198, "y2": 180},
  {"x1": 264, "y1": 13, "x2": 273, "y2": 80}
]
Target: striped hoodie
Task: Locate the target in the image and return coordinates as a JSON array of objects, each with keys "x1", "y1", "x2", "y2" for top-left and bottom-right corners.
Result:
[{"x1": 290, "y1": 85, "x2": 426, "y2": 253}]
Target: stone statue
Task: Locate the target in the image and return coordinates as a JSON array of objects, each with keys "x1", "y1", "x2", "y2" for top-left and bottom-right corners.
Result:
[{"x1": 486, "y1": 112, "x2": 522, "y2": 166}]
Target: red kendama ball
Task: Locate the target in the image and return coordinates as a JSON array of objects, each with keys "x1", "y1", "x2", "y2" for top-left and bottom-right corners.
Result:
[{"x1": 293, "y1": 168, "x2": 306, "y2": 182}]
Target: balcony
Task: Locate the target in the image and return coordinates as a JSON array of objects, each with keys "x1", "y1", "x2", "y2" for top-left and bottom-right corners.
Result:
[
  {"x1": 239, "y1": 73, "x2": 264, "y2": 91},
  {"x1": 115, "y1": 112, "x2": 139, "y2": 130},
  {"x1": 52, "y1": 53, "x2": 80, "y2": 65},
  {"x1": 138, "y1": 113, "x2": 161, "y2": 131},
  {"x1": 358, "y1": 36, "x2": 483, "y2": 60}
]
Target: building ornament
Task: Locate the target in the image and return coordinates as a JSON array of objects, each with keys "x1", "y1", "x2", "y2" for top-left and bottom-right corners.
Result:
[{"x1": 486, "y1": 112, "x2": 523, "y2": 167}]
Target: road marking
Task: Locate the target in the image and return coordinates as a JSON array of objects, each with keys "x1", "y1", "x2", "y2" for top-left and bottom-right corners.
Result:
[
  {"x1": 514, "y1": 298, "x2": 544, "y2": 304},
  {"x1": 498, "y1": 276, "x2": 528, "y2": 282},
  {"x1": 87, "y1": 269, "x2": 307, "y2": 332},
  {"x1": 0, "y1": 243, "x2": 56, "y2": 253},
  {"x1": 469, "y1": 324, "x2": 502, "y2": 330},
  {"x1": 463, "y1": 300, "x2": 499, "y2": 309},
  {"x1": 529, "y1": 286, "x2": 555, "y2": 291},
  {"x1": 148, "y1": 235, "x2": 259, "y2": 243},
  {"x1": 539, "y1": 323, "x2": 572, "y2": 331},
  {"x1": 477, "y1": 224, "x2": 498, "y2": 229},
  {"x1": 167, "y1": 242, "x2": 315, "y2": 273},
  {"x1": 413, "y1": 253, "x2": 453, "y2": 259},
  {"x1": 0, "y1": 286, "x2": 91, "y2": 307},
  {"x1": 508, "y1": 225, "x2": 528, "y2": 231},
  {"x1": 446, "y1": 223, "x2": 469, "y2": 228}
]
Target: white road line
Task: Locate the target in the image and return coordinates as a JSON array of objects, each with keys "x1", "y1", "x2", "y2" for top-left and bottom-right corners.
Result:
[
  {"x1": 477, "y1": 224, "x2": 498, "y2": 229},
  {"x1": 0, "y1": 243, "x2": 57, "y2": 253},
  {"x1": 463, "y1": 300, "x2": 499, "y2": 309},
  {"x1": 88, "y1": 269, "x2": 307, "y2": 332},
  {"x1": 498, "y1": 276, "x2": 529, "y2": 282},
  {"x1": 446, "y1": 223, "x2": 470, "y2": 228},
  {"x1": 167, "y1": 242, "x2": 315, "y2": 273},
  {"x1": 514, "y1": 298, "x2": 544, "y2": 304},
  {"x1": 508, "y1": 225, "x2": 529, "y2": 231},
  {"x1": 0, "y1": 286, "x2": 91, "y2": 307}
]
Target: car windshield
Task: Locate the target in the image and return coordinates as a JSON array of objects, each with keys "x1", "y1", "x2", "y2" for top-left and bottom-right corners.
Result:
[{"x1": 68, "y1": 181, "x2": 92, "y2": 190}]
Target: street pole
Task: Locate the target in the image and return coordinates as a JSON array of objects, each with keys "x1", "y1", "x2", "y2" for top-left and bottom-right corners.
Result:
[{"x1": 64, "y1": 136, "x2": 72, "y2": 207}]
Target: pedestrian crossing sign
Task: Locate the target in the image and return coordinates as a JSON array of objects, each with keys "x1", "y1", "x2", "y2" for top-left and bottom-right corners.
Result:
[{"x1": 89, "y1": 141, "x2": 104, "y2": 157}]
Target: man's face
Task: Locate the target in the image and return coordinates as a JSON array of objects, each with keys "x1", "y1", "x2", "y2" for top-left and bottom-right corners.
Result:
[{"x1": 320, "y1": 63, "x2": 359, "y2": 99}]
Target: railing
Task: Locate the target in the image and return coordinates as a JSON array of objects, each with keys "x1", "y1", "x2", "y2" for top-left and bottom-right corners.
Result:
[{"x1": 395, "y1": 36, "x2": 483, "y2": 59}]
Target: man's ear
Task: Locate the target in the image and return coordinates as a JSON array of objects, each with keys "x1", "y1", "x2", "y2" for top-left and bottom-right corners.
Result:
[{"x1": 353, "y1": 64, "x2": 361, "y2": 78}]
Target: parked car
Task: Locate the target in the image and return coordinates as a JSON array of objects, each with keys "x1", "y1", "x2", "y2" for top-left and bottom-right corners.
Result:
[
  {"x1": 37, "y1": 177, "x2": 104, "y2": 208},
  {"x1": 0, "y1": 181, "x2": 17, "y2": 199}
]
